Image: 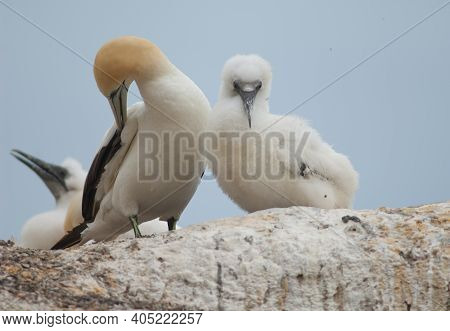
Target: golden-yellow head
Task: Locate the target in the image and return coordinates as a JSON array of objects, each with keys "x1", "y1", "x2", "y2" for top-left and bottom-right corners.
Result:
[
  {"x1": 93, "y1": 36, "x2": 171, "y2": 128},
  {"x1": 93, "y1": 36, "x2": 169, "y2": 96}
]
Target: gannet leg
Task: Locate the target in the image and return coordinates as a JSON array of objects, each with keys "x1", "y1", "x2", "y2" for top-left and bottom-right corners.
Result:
[
  {"x1": 129, "y1": 215, "x2": 142, "y2": 238},
  {"x1": 167, "y1": 217, "x2": 178, "y2": 231}
]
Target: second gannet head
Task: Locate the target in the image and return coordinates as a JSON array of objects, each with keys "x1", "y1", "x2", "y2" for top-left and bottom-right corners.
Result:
[
  {"x1": 220, "y1": 54, "x2": 272, "y2": 128},
  {"x1": 93, "y1": 36, "x2": 173, "y2": 129},
  {"x1": 11, "y1": 149, "x2": 86, "y2": 205}
]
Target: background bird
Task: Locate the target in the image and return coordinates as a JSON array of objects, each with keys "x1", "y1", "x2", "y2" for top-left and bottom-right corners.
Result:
[
  {"x1": 208, "y1": 54, "x2": 358, "y2": 212},
  {"x1": 52, "y1": 36, "x2": 210, "y2": 249},
  {"x1": 10, "y1": 149, "x2": 86, "y2": 249}
]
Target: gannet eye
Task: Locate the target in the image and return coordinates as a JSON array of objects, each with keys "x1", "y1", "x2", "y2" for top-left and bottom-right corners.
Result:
[
  {"x1": 256, "y1": 81, "x2": 262, "y2": 89},
  {"x1": 233, "y1": 81, "x2": 239, "y2": 90}
]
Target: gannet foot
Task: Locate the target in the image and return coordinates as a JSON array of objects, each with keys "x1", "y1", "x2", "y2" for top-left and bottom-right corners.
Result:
[
  {"x1": 167, "y1": 217, "x2": 178, "y2": 231},
  {"x1": 129, "y1": 215, "x2": 143, "y2": 238}
]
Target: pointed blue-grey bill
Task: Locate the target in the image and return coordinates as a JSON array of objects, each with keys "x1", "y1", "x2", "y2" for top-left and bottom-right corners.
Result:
[
  {"x1": 108, "y1": 81, "x2": 128, "y2": 129},
  {"x1": 10, "y1": 149, "x2": 68, "y2": 201}
]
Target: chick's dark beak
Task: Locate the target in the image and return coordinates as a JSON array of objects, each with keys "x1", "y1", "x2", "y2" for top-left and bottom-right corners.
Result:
[{"x1": 234, "y1": 80, "x2": 262, "y2": 128}]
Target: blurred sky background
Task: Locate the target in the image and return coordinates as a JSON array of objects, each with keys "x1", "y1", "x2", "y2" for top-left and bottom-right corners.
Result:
[{"x1": 0, "y1": 0, "x2": 449, "y2": 240}]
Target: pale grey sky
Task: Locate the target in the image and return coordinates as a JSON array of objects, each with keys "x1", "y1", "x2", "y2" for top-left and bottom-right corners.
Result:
[{"x1": 1, "y1": 0, "x2": 449, "y2": 239}]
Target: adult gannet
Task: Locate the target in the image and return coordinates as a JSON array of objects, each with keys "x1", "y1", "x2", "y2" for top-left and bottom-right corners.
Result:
[
  {"x1": 208, "y1": 55, "x2": 358, "y2": 211},
  {"x1": 10, "y1": 149, "x2": 86, "y2": 249},
  {"x1": 52, "y1": 36, "x2": 210, "y2": 249}
]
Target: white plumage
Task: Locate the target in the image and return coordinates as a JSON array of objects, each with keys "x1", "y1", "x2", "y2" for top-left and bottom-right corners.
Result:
[{"x1": 208, "y1": 54, "x2": 358, "y2": 211}]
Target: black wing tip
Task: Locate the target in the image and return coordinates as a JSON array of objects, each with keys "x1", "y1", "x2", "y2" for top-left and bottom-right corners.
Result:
[
  {"x1": 51, "y1": 223, "x2": 87, "y2": 250},
  {"x1": 82, "y1": 128, "x2": 122, "y2": 222}
]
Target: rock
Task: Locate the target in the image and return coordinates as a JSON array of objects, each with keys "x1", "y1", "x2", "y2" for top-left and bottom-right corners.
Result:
[{"x1": 0, "y1": 203, "x2": 448, "y2": 310}]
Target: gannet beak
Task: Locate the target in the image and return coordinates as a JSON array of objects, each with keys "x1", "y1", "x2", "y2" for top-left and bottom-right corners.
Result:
[
  {"x1": 108, "y1": 81, "x2": 128, "y2": 129},
  {"x1": 10, "y1": 149, "x2": 68, "y2": 200},
  {"x1": 234, "y1": 80, "x2": 262, "y2": 128}
]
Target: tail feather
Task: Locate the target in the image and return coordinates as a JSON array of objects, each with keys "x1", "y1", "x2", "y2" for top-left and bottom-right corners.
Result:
[{"x1": 51, "y1": 223, "x2": 88, "y2": 250}]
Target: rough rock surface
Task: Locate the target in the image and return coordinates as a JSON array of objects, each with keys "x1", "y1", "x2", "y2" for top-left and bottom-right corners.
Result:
[{"x1": 0, "y1": 203, "x2": 448, "y2": 310}]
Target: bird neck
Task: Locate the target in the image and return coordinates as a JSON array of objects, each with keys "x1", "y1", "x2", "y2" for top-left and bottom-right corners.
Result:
[
  {"x1": 135, "y1": 67, "x2": 193, "y2": 117},
  {"x1": 55, "y1": 190, "x2": 80, "y2": 209}
]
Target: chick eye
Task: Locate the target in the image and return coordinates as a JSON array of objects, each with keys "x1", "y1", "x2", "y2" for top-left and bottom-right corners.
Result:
[
  {"x1": 233, "y1": 81, "x2": 239, "y2": 90},
  {"x1": 256, "y1": 81, "x2": 262, "y2": 89}
]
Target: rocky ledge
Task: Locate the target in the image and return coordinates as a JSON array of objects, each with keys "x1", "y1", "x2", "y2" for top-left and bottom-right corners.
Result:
[{"x1": 0, "y1": 202, "x2": 448, "y2": 310}]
